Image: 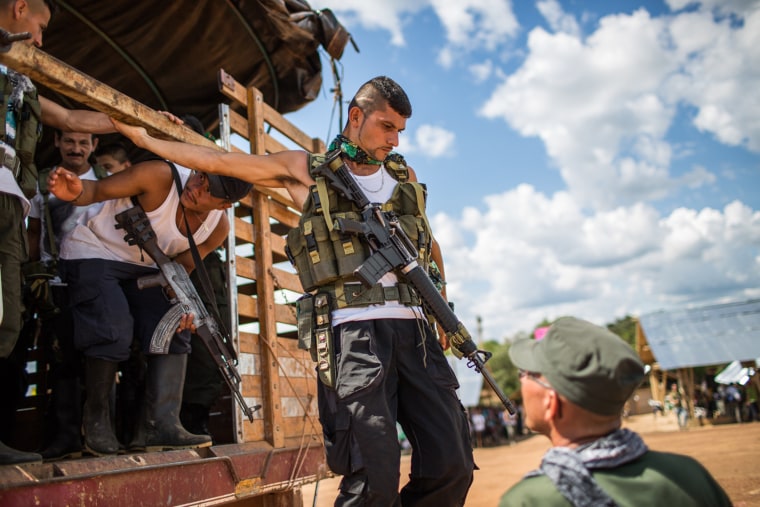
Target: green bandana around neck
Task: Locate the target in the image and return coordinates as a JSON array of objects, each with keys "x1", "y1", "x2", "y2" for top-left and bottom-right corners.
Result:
[{"x1": 328, "y1": 134, "x2": 384, "y2": 165}]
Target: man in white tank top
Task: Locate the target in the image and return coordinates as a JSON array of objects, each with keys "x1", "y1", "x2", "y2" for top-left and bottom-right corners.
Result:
[
  {"x1": 46, "y1": 157, "x2": 251, "y2": 456},
  {"x1": 112, "y1": 77, "x2": 475, "y2": 506}
]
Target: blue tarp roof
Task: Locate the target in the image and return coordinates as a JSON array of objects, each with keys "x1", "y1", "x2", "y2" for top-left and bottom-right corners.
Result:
[{"x1": 638, "y1": 299, "x2": 760, "y2": 370}]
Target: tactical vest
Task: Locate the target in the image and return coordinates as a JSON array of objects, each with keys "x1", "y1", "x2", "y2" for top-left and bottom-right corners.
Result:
[
  {"x1": 0, "y1": 72, "x2": 43, "y2": 199},
  {"x1": 286, "y1": 153, "x2": 434, "y2": 308}
]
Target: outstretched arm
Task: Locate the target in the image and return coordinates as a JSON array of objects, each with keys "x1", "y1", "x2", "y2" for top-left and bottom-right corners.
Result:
[
  {"x1": 112, "y1": 118, "x2": 314, "y2": 209},
  {"x1": 39, "y1": 96, "x2": 116, "y2": 134},
  {"x1": 47, "y1": 159, "x2": 174, "y2": 210}
]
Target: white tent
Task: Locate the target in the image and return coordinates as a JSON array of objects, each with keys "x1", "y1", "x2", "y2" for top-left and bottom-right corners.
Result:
[{"x1": 714, "y1": 360, "x2": 757, "y2": 385}]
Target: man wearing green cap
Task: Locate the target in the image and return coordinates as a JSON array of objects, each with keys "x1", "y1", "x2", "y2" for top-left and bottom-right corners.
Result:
[{"x1": 499, "y1": 316, "x2": 731, "y2": 507}]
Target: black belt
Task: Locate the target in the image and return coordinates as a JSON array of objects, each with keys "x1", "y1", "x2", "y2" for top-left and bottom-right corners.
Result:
[{"x1": 0, "y1": 146, "x2": 21, "y2": 179}]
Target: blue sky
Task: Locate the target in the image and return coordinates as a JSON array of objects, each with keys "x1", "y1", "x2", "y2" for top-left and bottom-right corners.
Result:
[{"x1": 284, "y1": 0, "x2": 760, "y2": 341}]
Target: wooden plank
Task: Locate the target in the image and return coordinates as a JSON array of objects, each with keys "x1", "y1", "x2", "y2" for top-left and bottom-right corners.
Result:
[
  {"x1": 237, "y1": 256, "x2": 257, "y2": 282},
  {"x1": 249, "y1": 87, "x2": 284, "y2": 449},
  {"x1": 235, "y1": 216, "x2": 256, "y2": 244},
  {"x1": 269, "y1": 200, "x2": 300, "y2": 229},
  {"x1": 229, "y1": 109, "x2": 250, "y2": 139},
  {"x1": 0, "y1": 43, "x2": 218, "y2": 149},
  {"x1": 270, "y1": 267, "x2": 302, "y2": 294},
  {"x1": 265, "y1": 134, "x2": 288, "y2": 154},
  {"x1": 219, "y1": 68, "x2": 318, "y2": 152},
  {"x1": 219, "y1": 68, "x2": 248, "y2": 108},
  {"x1": 261, "y1": 101, "x2": 316, "y2": 151},
  {"x1": 240, "y1": 331, "x2": 260, "y2": 355},
  {"x1": 238, "y1": 293, "x2": 259, "y2": 321}
]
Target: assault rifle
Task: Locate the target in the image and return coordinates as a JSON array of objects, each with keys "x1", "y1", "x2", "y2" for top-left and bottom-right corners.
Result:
[
  {"x1": 314, "y1": 151, "x2": 516, "y2": 414},
  {"x1": 114, "y1": 206, "x2": 259, "y2": 422}
]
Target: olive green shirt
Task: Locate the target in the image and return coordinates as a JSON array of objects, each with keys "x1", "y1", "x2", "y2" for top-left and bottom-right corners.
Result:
[{"x1": 499, "y1": 450, "x2": 732, "y2": 507}]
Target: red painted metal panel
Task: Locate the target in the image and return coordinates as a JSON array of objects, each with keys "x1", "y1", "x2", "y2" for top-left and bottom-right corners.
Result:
[{"x1": 0, "y1": 445, "x2": 327, "y2": 506}]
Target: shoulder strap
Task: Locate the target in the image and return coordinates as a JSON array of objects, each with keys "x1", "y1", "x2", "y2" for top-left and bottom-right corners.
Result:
[
  {"x1": 309, "y1": 153, "x2": 336, "y2": 232},
  {"x1": 384, "y1": 154, "x2": 408, "y2": 182},
  {"x1": 169, "y1": 162, "x2": 231, "y2": 339}
]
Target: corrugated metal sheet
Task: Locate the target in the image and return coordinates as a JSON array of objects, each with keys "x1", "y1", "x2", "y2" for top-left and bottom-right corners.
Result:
[{"x1": 638, "y1": 299, "x2": 760, "y2": 370}]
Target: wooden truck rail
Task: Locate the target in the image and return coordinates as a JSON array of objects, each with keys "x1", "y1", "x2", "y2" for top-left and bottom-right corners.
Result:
[{"x1": 0, "y1": 43, "x2": 326, "y2": 506}]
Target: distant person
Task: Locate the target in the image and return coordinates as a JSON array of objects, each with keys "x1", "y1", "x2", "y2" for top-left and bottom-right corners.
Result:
[
  {"x1": 665, "y1": 383, "x2": 688, "y2": 429},
  {"x1": 471, "y1": 408, "x2": 486, "y2": 448},
  {"x1": 499, "y1": 316, "x2": 731, "y2": 507},
  {"x1": 94, "y1": 141, "x2": 131, "y2": 174}
]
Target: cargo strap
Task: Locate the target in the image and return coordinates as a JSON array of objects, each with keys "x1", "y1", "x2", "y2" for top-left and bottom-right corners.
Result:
[{"x1": 329, "y1": 281, "x2": 421, "y2": 308}]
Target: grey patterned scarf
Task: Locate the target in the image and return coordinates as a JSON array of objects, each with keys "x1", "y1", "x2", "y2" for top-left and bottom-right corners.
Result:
[
  {"x1": 525, "y1": 428, "x2": 648, "y2": 507},
  {"x1": 6, "y1": 66, "x2": 35, "y2": 113}
]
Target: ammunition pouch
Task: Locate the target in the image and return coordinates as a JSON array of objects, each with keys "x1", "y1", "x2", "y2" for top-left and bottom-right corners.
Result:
[
  {"x1": 286, "y1": 211, "x2": 369, "y2": 292},
  {"x1": 296, "y1": 291, "x2": 336, "y2": 388},
  {"x1": 296, "y1": 293, "x2": 315, "y2": 360}
]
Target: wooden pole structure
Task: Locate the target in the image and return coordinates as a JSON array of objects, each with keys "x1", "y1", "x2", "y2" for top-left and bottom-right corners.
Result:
[{"x1": 0, "y1": 41, "x2": 217, "y2": 147}]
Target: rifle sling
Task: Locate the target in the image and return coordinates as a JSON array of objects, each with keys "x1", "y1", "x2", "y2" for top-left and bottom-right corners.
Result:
[{"x1": 167, "y1": 162, "x2": 233, "y2": 347}]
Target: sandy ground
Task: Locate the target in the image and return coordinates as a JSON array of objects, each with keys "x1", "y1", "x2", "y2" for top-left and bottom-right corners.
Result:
[{"x1": 301, "y1": 414, "x2": 760, "y2": 506}]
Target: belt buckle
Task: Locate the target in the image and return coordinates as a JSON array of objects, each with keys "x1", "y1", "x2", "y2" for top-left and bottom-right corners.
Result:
[{"x1": 383, "y1": 286, "x2": 400, "y2": 301}]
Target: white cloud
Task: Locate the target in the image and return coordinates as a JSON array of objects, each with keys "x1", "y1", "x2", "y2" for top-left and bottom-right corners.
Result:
[
  {"x1": 434, "y1": 190, "x2": 760, "y2": 339},
  {"x1": 668, "y1": 8, "x2": 760, "y2": 151},
  {"x1": 469, "y1": 59, "x2": 495, "y2": 82},
  {"x1": 308, "y1": 0, "x2": 428, "y2": 46},
  {"x1": 536, "y1": 0, "x2": 581, "y2": 36},
  {"x1": 479, "y1": 3, "x2": 760, "y2": 211},
  {"x1": 310, "y1": 0, "x2": 520, "y2": 55},
  {"x1": 398, "y1": 124, "x2": 455, "y2": 157},
  {"x1": 429, "y1": 0, "x2": 519, "y2": 50}
]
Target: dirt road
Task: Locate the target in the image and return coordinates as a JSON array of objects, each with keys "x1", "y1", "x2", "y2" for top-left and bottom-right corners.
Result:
[{"x1": 301, "y1": 415, "x2": 760, "y2": 506}]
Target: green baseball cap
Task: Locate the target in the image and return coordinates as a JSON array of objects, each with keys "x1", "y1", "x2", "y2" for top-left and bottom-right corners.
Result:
[{"x1": 509, "y1": 316, "x2": 645, "y2": 416}]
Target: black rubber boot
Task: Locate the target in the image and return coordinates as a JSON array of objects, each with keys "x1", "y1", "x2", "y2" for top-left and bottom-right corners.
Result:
[
  {"x1": 82, "y1": 358, "x2": 120, "y2": 456},
  {"x1": 128, "y1": 404, "x2": 147, "y2": 452},
  {"x1": 180, "y1": 402, "x2": 211, "y2": 438},
  {"x1": 142, "y1": 354, "x2": 211, "y2": 452},
  {"x1": 40, "y1": 376, "x2": 83, "y2": 461},
  {"x1": 0, "y1": 440, "x2": 42, "y2": 465}
]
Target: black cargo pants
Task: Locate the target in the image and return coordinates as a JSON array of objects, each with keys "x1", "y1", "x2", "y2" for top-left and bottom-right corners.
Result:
[{"x1": 317, "y1": 318, "x2": 474, "y2": 506}]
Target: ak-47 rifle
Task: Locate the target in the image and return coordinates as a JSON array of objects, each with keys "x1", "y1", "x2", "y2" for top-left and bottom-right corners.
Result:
[
  {"x1": 114, "y1": 206, "x2": 259, "y2": 422},
  {"x1": 313, "y1": 151, "x2": 517, "y2": 414}
]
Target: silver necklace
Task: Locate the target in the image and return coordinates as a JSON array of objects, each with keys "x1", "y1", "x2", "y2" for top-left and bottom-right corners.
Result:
[{"x1": 353, "y1": 167, "x2": 385, "y2": 193}]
